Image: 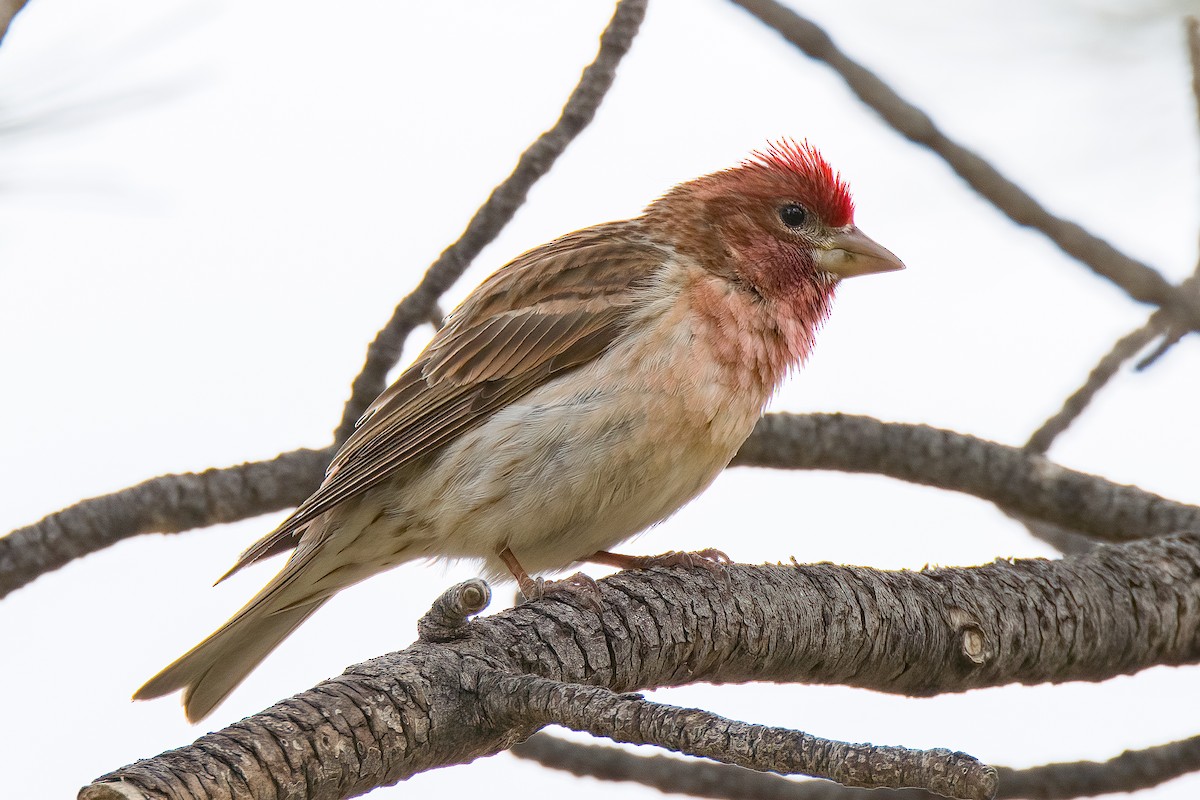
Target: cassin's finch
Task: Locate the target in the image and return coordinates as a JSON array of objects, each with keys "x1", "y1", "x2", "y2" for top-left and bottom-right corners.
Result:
[{"x1": 136, "y1": 140, "x2": 903, "y2": 722}]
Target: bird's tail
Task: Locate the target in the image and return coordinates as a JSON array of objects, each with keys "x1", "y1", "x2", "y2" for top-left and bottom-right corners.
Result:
[{"x1": 134, "y1": 585, "x2": 328, "y2": 723}]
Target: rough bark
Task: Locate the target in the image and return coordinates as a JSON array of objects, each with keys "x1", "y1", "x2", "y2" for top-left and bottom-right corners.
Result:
[{"x1": 81, "y1": 534, "x2": 1200, "y2": 800}]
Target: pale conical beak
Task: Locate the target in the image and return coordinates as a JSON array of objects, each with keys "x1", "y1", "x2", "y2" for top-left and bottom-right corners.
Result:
[{"x1": 816, "y1": 226, "x2": 905, "y2": 279}]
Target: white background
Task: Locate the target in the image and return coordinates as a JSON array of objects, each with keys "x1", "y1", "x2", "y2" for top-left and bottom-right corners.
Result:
[{"x1": 2, "y1": 0, "x2": 1199, "y2": 797}]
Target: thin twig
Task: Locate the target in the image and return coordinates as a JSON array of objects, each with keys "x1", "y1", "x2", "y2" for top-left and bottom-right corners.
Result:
[
  {"x1": 1136, "y1": 20, "x2": 1200, "y2": 368},
  {"x1": 1023, "y1": 265, "x2": 1199, "y2": 457},
  {"x1": 1017, "y1": 13, "x2": 1200, "y2": 539},
  {"x1": 1024, "y1": 316, "x2": 1162, "y2": 454},
  {"x1": 728, "y1": 0, "x2": 1200, "y2": 330},
  {"x1": 330, "y1": 0, "x2": 648, "y2": 446},
  {"x1": 1018, "y1": 18, "x2": 1200, "y2": 548},
  {"x1": 512, "y1": 730, "x2": 1200, "y2": 800},
  {"x1": 1189, "y1": 18, "x2": 1200, "y2": 132},
  {"x1": 486, "y1": 674, "x2": 997, "y2": 799}
]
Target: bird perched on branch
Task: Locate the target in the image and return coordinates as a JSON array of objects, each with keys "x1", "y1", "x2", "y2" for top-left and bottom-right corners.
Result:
[{"x1": 135, "y1": 140, "x2": 903, "y2": 722}]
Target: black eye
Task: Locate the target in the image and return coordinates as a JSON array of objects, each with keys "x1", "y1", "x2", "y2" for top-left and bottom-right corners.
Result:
[{"x1": 778, "y1": 203, "x2": 807, "y2": 228}]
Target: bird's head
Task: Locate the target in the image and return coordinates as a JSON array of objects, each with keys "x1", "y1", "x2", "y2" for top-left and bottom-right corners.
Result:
[{"x1": 646, "y1": 139, "x2": 903, "y2": 307}]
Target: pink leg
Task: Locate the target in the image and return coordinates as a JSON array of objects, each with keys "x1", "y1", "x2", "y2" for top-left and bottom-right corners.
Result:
[
  {"x1": 588, "y1": 548, "x2": 731, "y2": 572},
  {"x1": 497, "y1": 546, "x2": 601, "y2": 608}
]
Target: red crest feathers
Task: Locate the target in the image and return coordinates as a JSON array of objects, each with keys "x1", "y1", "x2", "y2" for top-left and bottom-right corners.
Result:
[{"x1": 744, "y1": 139, "x2": 855, "y2": 227}]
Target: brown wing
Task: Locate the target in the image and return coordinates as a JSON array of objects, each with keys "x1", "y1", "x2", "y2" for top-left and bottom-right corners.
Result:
[{"x1": 218, "y1": 221, "x2": 665, "y2": 579}]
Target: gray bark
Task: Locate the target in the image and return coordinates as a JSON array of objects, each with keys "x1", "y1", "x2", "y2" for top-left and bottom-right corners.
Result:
[{"x1": 80, "y1": 534, "x2": 1200, "y2": 800}]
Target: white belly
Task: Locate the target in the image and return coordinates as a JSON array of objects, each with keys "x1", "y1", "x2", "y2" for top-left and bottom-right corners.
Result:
[
  {"x1": 406, "y1": 383, "x2": 751, "y2": 575},
  {"x1": 364, "y1": 323, "x2": 767, "y2": 578}
]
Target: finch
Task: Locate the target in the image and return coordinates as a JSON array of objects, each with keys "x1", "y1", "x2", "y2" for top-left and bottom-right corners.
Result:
[{"x1": 135, "y1": 140, "x2": 903, "y2": 722}]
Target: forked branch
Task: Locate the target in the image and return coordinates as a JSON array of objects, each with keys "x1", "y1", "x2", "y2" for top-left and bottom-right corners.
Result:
[{"x1": 81, "y1": 535, "x2": 1200, "y2": 800}]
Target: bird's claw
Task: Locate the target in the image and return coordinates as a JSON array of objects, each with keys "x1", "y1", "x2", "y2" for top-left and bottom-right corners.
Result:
[
  {"x1": 520, "y1": 571, "x2": 603, "y2": 612},
  {"x1": 616, "y1": 548, "x2": 732, "y2": 571},
  {"x1": 605, "y1": 548, "x2": 733, "y2": 590}
]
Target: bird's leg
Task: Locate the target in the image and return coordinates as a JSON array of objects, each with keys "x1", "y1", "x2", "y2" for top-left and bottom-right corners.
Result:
[
  {"x1": 588, "y1": 548, "x2": 732, "y2": 573},
  {"x1": 497, "y1": 546, "x2": 602, "y2": 608}
]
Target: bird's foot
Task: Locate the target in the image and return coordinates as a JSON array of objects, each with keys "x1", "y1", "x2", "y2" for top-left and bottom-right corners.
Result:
[
  {"x1": 498, "y1": 546, "x2": 603, "y2": 611},
  {"x1": 589, "y1": 548, "x2": 732, "y2": 572},
  {"x1": 519, "y1": 571, "x2": 603, "y2": 611}
]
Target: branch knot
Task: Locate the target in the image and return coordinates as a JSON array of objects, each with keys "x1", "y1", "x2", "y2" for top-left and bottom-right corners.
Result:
[{"x1": 417, "y1": 579, "x2": 492, "y2": 642}]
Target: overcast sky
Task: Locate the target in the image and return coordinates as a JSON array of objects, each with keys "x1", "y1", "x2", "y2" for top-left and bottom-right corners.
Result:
[{"x1": 2, "y1": 1, "x2": 1199, "y2": 797}]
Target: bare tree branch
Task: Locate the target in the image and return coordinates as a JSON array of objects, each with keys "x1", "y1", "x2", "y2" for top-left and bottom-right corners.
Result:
[
  {"x1": 1015, "y1": 277, "x2": 1196, "y2": 554},
  {"x1": 484, "y1": 674, "x2": 996, "y2": 799},
  {"x1": 733, "y1": 413, "x2": 1200, "y2": 543},
  {"x1": 512, "y1": 730, "x2": 1200, "y2": 800},
  {"x1": 728, "y1": 0, "x2": 1200, "y2": 329},
  {"x1": 1189, "y1": 18, "x2": 1200, "y2": 133},
  {"x1": 8, "y1": 412, "x2": 1199, "y2": 599},
  {"x1": 0, "y1": 447, "x2": 331, "y2": 600},
  {"x1": 1004, "y1": 331, "x2": 1162, "y2": 550},
  {"x1": 81, "y1": 534, "x2": 1200, "y2": 800},
  {"x1": 1023, "y1": 318, "x2": 1162, "y2": 454},
  {"x1": 330, "y1": 0, "x2": 648, "y2": 446},
  {"x1": 1012, "y1": 14, "x2": 1200, "y2": 548},
  {"x1": 0, "y1": 0, "x2": 29, "y2": 47}
]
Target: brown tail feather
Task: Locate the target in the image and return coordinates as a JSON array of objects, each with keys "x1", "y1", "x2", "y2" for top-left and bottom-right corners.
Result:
[{"x1": 134, "y1": 596, "x2": 327, "y2": 723}]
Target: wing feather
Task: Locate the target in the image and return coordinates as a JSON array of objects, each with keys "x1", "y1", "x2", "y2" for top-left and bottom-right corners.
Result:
[{"x1": 218, "y1": 222, "x2": 666, "y2": 579}]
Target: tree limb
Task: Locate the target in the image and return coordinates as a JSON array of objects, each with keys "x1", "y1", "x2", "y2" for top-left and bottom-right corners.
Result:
[
  {"x1": 0, "y1": 447, "x2": 332, "y2": 599},
  {"x1": 1014, "y1": 14, "x2": 1200, "y2": 544},
  {"x1": 80, "y1": 534, "x2": 1200, "y2": 800},
  {"x1": 482, "y1": 673, "x2": 996, "y2": 799},
  {"x1": 733, "y1": 413, "x2": 1200, "y2": 543},
  {"x1": 9, "y1": 412, "x2": 1200, "y2": 599},
  {"x1": 511, "y1": 729, "x2": 1200, "y2": 800}
]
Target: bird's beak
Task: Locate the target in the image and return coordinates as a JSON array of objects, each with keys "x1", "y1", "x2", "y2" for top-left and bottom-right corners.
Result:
[{"x1": 816, "y1": 226, "x2": 905, "y2": 279}]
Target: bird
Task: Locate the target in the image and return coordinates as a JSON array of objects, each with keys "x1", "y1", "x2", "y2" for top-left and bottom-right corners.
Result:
[{"x1": 134, "y1": 139, "x2": 903, "y2": 722}]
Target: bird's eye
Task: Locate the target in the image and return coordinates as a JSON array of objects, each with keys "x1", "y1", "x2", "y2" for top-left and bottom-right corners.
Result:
[{"x1": 778, "y1": 203, "x2": 807, "y2": 228}]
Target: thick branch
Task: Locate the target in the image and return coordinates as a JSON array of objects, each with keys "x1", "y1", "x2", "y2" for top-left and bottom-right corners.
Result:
[
  {"x1": 10, "y1": 412, "x2": 1200, "y2": 598},
  {"x1": 484, "y1": 673, "x2": 997, "y2": 799},
  {"x1": 0, "y1": 447, "x2": 331, "y2": 599},
  {"x1": 728, "y1": 0, "x2": 1200, "y2": 328},
  {"x1": 734, "y1": 413, "x2": 1200, "y2": 543},
  {"x1": 512, "y1": 730, "x2": 1200, "y2": 800},
  {"x1": 331, "y1": 0, "x2": 647, "y2": 445},
  {"x1": 82, "y1": 535, "x2": 1200, "y2": 799}
]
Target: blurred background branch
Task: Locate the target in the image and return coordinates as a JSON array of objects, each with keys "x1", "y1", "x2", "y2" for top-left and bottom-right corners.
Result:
[{"x1": 0, "y1": 0, "x2": 29, "y2": 46}]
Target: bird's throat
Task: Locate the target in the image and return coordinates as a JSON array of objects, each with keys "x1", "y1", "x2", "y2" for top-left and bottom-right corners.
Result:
[{"x1": 687, "y1": 273, "x2": 832, "y2": 397}]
